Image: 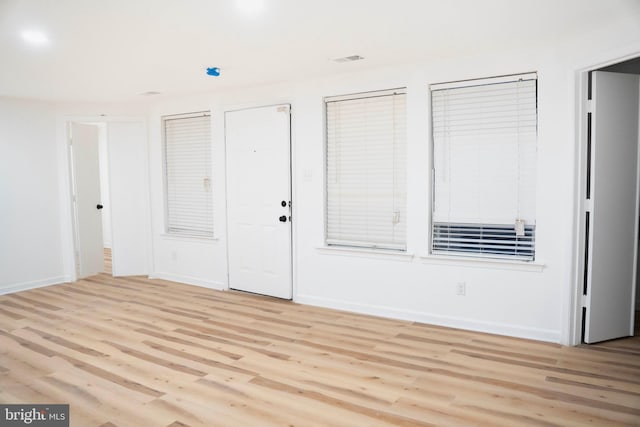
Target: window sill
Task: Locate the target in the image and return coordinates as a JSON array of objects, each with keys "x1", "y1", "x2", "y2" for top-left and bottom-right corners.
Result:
[
  {"x1": 419, "y1": 253, "x2": 545, "y2": 272},
  {"x1": 160, "y1": 233, "x2": 218, "y2": 243},
  {"x1": 317, "y1": 246, "x2": 415, "y2": 262}
]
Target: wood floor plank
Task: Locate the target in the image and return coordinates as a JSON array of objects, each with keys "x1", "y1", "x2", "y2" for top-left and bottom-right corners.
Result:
[
  {"x1": 1, "y1": 273, "x2": 639, "y2": 426},
  {"x1": 9, "y1": 294, "x2": 62, "y2": 311},
  {"x1": 411, "y1": 372, "x2": 634, "y2": 426}
]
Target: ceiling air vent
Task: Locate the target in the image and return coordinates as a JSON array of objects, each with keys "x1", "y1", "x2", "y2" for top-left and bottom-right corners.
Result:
[{"x1": 333, "y1": 55, "x2": 365, "y2": 63}]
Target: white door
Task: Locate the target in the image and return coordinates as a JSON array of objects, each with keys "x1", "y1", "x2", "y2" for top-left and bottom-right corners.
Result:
[
  {"x1": 107, "y1": 121, "x2": 149, "y2": 276},
  {"x1": 585, "y1": 71, "x2": 640, "y2": 343},
  {"x1": 71, "y1": 123, "x2": 104, "y2": 278},
  {"x1": 226, "y1": 104, "x2": 292, "y2": 299}
]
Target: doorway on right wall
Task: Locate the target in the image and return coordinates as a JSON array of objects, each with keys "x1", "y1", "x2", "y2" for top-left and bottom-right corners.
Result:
[{"x1": 579, "y1": 56, "x2": 640, "y2": 344}]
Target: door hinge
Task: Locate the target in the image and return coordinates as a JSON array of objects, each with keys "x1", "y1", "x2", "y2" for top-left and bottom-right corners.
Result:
[
  {"x1": 584, "y1": 199, "x2": 593, "y2": 212},
  {"x1": 277, "y1": 105, "x2": 290, "y2": 114},
  {"x1": 580, "y1": 293, "x2": 587, "y2": 308},
  {"x1": 586, "y1": 99, "x2": 594, "y2": 113}
]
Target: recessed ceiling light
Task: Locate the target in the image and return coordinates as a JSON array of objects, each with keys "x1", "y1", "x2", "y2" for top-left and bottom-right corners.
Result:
[
  {"x1": 235, "y1": 0, "x2": 265, "y2": 15},
  {"x1": 140, "y1": 91, "x2": 161, "y2": 96},
  {"x1": 21, "y1": 30, "x2": 50, "y2": 46}
]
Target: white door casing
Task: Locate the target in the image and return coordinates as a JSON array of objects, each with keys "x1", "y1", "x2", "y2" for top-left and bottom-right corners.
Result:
[
  {"x1": 71, "y1": 122, "x2": 104, "y2": 278},
  {"x1": 226, "y1": 104, "x2": 292, "y2": 299},
  {"x1": 584, "y1": 71, "x2": 640, "y2": 343}
]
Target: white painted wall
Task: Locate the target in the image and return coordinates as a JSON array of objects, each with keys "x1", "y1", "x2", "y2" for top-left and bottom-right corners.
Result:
[
  {"x1": 148, "y1": 98, "x2": 228, "y2": 289},
  {"x1": 148, "y1": 61, "x2": 556, "y2": 337},
  {"x1": 0, "y1": 98, "x2": 66, "y2": 293},
  {"x1": 145, "y1": 14, "x2": 640, "y2": 344},
  {"x1": 290, "y1": 58, "x2": 565, "y2": 342}
]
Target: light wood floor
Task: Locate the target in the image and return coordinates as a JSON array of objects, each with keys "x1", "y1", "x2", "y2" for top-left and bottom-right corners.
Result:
[
  {"x1": 1, "y1": 275, "x2": 639, "y2": 426},
  {"x1": 104, "y1": 248, "x2": 112, "y2": 275}
]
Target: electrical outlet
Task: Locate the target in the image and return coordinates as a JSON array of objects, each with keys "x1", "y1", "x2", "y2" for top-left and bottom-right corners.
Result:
[{"x1": 456, "y1": 282, "x2": 466, "y2": 296}]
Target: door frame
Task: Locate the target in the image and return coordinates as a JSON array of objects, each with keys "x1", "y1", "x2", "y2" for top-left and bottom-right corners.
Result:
[
  {"x1": 59, "y1": 115, "x2": 152, "y2": 282},
  {"x1": 223, "y1": 103, "x2": 295, "y2": 298},
  {"x1": 570, "y1": 53, "x2": 640, "y2": 345}
]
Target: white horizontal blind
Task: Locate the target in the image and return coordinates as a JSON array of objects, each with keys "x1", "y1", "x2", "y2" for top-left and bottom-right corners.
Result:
[
  {"x1": 163, "y1": 112, "x2": 213, "y2": 238},
  {"x1": 431, "y1": 74, "x2": 537, "y2": 259},
  {"x1": 326, "y1": 89, "x2": 407, "y2": 250},
  {"x1": 432, "y1": 223, "x2": 535, "y2": 260}
]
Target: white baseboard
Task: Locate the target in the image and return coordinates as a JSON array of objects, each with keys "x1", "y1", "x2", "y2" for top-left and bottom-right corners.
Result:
[
  {"x1": 295, "y1": 294, "x2": 561, "y2": 343},
  {"x1": 0, "y1": 276, "x2": 67, "y2": 295},
  {"x1": 149, "y1": 272, "x2": 226, "y2": 291}
]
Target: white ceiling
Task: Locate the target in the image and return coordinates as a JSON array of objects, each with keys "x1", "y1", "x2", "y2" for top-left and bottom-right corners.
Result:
[{"x1": 1, "y1": 0, "x2": 638, "y2": 103}]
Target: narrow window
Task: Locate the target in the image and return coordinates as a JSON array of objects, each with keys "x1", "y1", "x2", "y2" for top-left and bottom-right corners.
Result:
[
  {"x1": 163, "y1": 111, "x2": 213, "y2": 238},
  {"x1": 325, "y1": 89, "x2": 407, "y2": 250},
  {"x1": 431, "y1": 74, "x2": 537, "y2": 260}
]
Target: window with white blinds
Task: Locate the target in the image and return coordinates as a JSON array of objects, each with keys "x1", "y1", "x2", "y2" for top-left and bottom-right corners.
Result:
[
  {"x1": 163, "y1": 111, "x2": 213, "y2": 238},
  {"x1": 325, "y1": 89, "x2": 407, "y2": 250},
  {"x1": 431, "y1": 73, "x2": 537, "y2": 260}
]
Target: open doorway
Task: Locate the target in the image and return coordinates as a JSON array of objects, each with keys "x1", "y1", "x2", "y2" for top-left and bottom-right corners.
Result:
[
  {"x1": 69, "y1": 122, "x2": 113, "y2": 278},
  {"x1": 576, "y1": 56, "x2": 640, "y2": 344},
  {"x1": 66, "y1": 118, "x2": 150, "y2": 280}
]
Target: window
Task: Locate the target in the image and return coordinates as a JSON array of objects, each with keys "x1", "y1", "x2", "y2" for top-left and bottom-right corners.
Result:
[
  {"x1": 163, "y1": 111, "x2": 213, "y2": 238},
  {"x1": 431, "y1": 73, "x2": 537, "y2": 260},
  {"x1": 325, "y1": 89, "x2": 407, "y2": 250}
]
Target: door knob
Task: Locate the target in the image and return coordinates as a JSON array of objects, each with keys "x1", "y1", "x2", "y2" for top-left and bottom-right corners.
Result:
[
  {"x1": 96, "y1": 204, "x2": 104, "y2": 210},
  {"x1": 281, "y1": 200, "x2": 287, "y2": 207},
  {"x1": 279, "y1": 215, "x2": 287, "y2": 222}
]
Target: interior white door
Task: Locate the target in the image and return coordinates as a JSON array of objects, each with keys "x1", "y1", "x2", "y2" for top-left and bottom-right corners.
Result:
[
  {"x1": 226, "y1": 104, "x2": 292, "y2": 299},
  {"x1": 107, "y1": 121, "x2": 149, "y2": 276},
  {"x1": 585, "y1": 71, "x2": 640, "y2": 343},
  {"x1": 71, "y1": 123, "x2": 104, "y2": 278}
]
